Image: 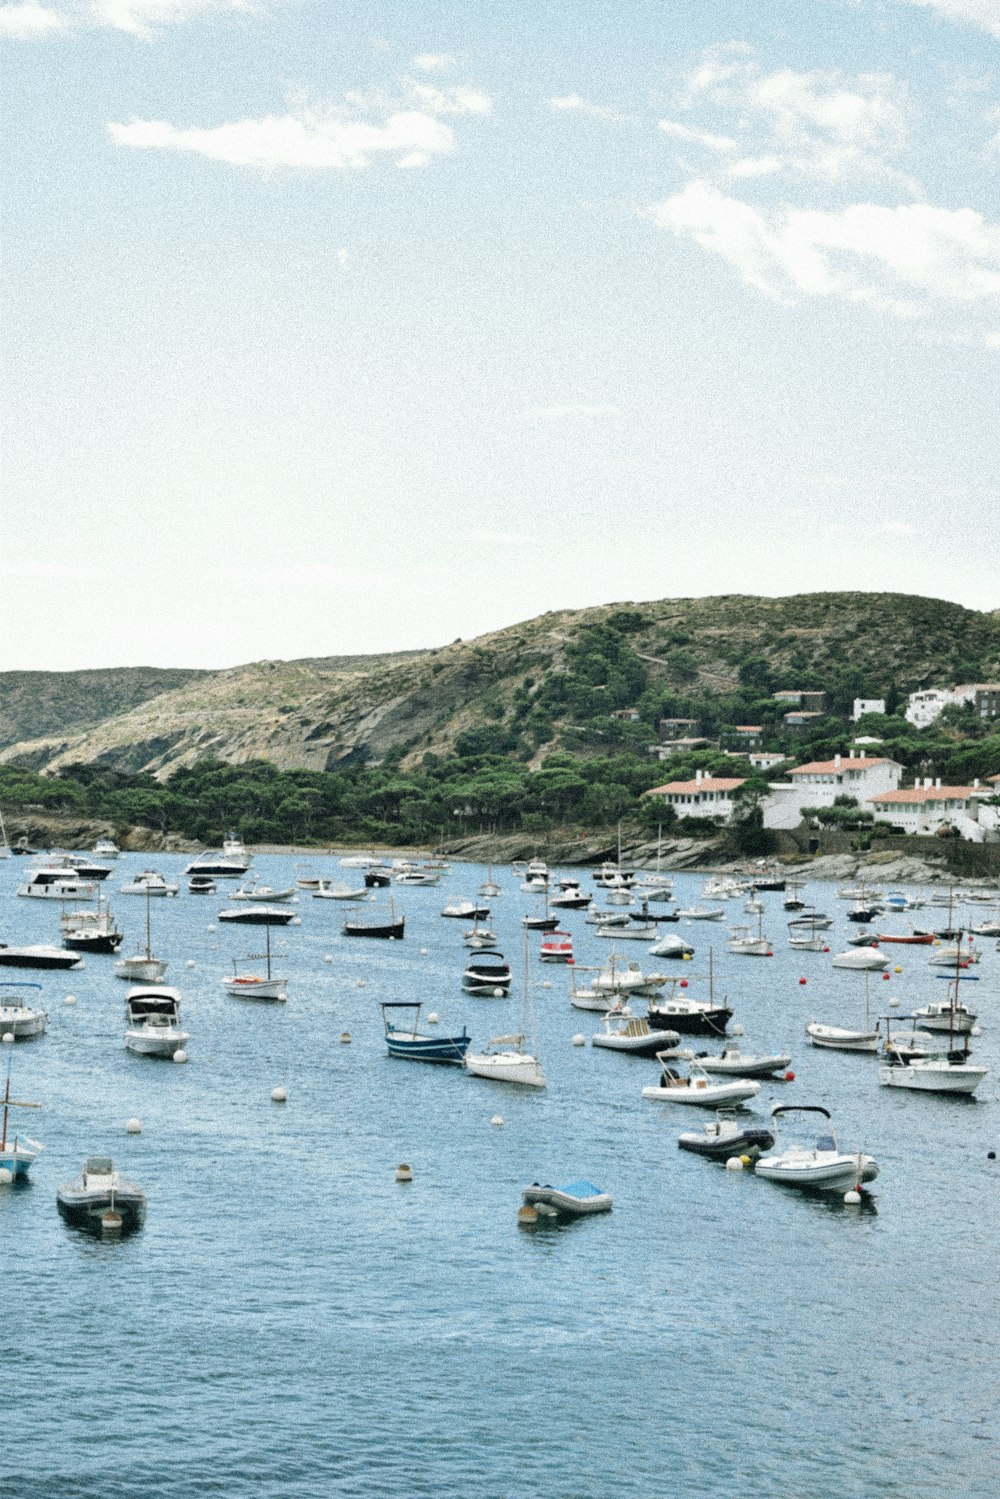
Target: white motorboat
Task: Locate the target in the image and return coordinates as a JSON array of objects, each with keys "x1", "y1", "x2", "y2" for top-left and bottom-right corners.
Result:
[
  {"x1": 0, "y1": 983, "x2": 48, "y2": 1039},
  {"x1": 911, "y1": 999, "x2": 976, "y2": 1034},
  {"x1": 0, "y1": 1059, "x2": 44, "y2": 1180},
  {"x1": 787, "y1": 909, "x2": 833, "y2": 931},
  {"x1": 697, "y1": 1042, "x2": 791, "y2": 1078},
  {"x1": 313, "y1": 880, "x2": 368, "y2": 900},
  {"x1": 441, "y1": 899, "x2": 490, "y2": 920},
  {"x1": 521, "y1": 875, "x2": 549, "y2": 894},
  {"x1": 184, "y1": 835, "x2": 251, "y2": 878},
  {"x1": 676, "y1": 906, "x2": 726, "y2": 921},
  {"x1": 119, "y1": 870, "x2": 179, "y2": 897},
  {"x1": 641, "y1": 1059, "x2": 760, "y2": 1107},
  {"x1": 550, "y1": 885, "x2": 592, "y2": 910},
  {"x1": 592, "y1": 956, "x2": 668, "y2": 997},
  {"x1": 461, "y1": 949, "x2": 512, "y2": 996},
  {"x1": 465, "y1": 934, "x2": 545, "y2": 1087},
  {"x1": 0, "y1": 943, "x2": 84, "y2": 971},
  {"x1": 789, "y1": 932, "x2": 827, "y2": 953},
  {"x1": 188, "y1": 874, "x2": 217, "y2": 895},
  {"x1": 831, "y1": 947, "x2": 888, "y2": 971},
  {"x1": 592, "y1": 1007, "x2": 680, "y2": 1055},
  {"x1": 928, "y1": 943, "x2": 981, "y2": 967},
  {"x1": 585, "y1": 908, "x2": 630, "y2": 927},
  {"x1": 596, "y1": 921, "x2": 659, "y2": 942},
  {"x1": 648, "y1": 932, "x2": 694, "y2": 960},
  {"x1": 230, "y1": 880, "x2": 296, "y2": 903},
  {"x1": 222, "y1": 923, "x2": 287, "y2": 1002},
  {"x1": 879, "y1": 972, "x2": 987, "y2": 1093},
  {"x1": 17, "y1": 863, "x2": 98, "y2": 901},
  {"x1": 57, "y1": 1157, "x2": 146, "y2": 1235},
  {"x1": 93, "y1": 837, "x2": 120, "y2": 859},
  {"x1": 677, "y1": 1109, "x2": 776, "y2": 1161},
  {"x1": 217, "y1": 905, "x2": 301, "y2": 926},
  {"x1": 755, "y1": 1106, "x2": 878, "y2": 1192},
  {"x1": 464, "y1": 922, "x2": 499, "y2": 948},
  {"x1": 394, "y1": 864, "x2": 441, "y2": 886},
  {"x1": 295, "y1": 863, "x2": 323, "y2": 889},
  {"x1": 124, "y1": 985, "x2": 190, "y2": 1058}
]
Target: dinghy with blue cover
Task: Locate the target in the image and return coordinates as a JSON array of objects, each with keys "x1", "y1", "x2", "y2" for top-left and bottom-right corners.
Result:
[
  {"x1": 381, "y1": 1002, "x2": 470, "y2": 1064},
  {"x1": 521, "y1": 1180, "x2": 613, "y2": 1216}
]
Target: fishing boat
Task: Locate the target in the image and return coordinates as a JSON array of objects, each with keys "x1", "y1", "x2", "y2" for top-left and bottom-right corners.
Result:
[
  {"x1": 592, "y1": 1006, "x2": 679, "y2": 1055},
  {"x1": 911, "y1": 998, "x2": 976, "y2": 1034},
  {"x1": 0, "y1": 943, "x2": 84, "y2": 971},
  {"x1": 783, "y1": 881, "x2": 806, "y2": 912},
  {"x1": 755, "y1": 1106, "x2": 878, "y2": 1192},
  {"x1": 57, "y1": 1157, "x2": 146, "y2": 1236},
  {"x1": 677, "y1": 1109, "x2": 775, "y2": 1161},
  {"x1": 0, "y1": 1058, "x2": 43, "y2": 1180},
  {"x1": 380, "y1": 1002, "x2": 470, "y2": 1064},
  {"x1": 550, "y1": 883, "x2": 591, "y2": 910},
  {"x1": 727, "y1": 909, "x2": 772, "y2": 957},
  {"x1": 342, "y1": 899, "x2": 404, "y2": 939},
  {"x1": 696, "y1": 1042, "x2": 791, "y2": 1078},
  {"x1": 522, "y1": 887, "x2": 559, "y2": 932},
  {"x1": 521, "y1": 1181, "x2": 613, "y2": 1216},
  {"x1": 596, "y1": 920, "x2": 659, "y2": 942},
  {"x1": 231, "y1": 879, "x2": 296, "y2": 903},
  {"x1": 641, "y1": 1059, "x2": 760, "y2": 1107},
  {"x1": 567, "y1": 967, "x2": 615, "y2": 1011},
  {"x1": 806, "y1": 972, "x2": 881, "y2": 1052},
  {"x1": 222, "y1": 923, "x2": 288, "y2": 1002},
  {"x1": 441, "y1": 899, "x2": 490, "y2": 920},
  {"x1": 114, "y1": 884, "x2": 167, "y2": 982},
  {"x1": 465, "y1": 934, "x2": 546, "y2": 1087},
  {"x1": 119, "y1": 869, "x2": 179, "y2": 897},
  {"x1": 478, "y1": 863, "x2": 503, "y2": 899},
  {"x1": 463, "y1": 915, "x2": 498, "y2": 948},
  {"x1": 0, "y1": 983, "x2": 48, "y2": 1038},
  {"x1": 61, "y1": 893, "x2": 123, "y2": 954},
  {"x1": 124, "y1": 985, "x2": 190, "y2": 1058},
  {"x1": 314, "y1": 880, "x2": 369, "y2": 901},
  {"x1": 539, "y1": 929, "x2": 573, "y2": 963},
  {"x1": 462, "y1": 949, "x2": 512, "y2": 996},
  {"x1": 218, "y1": 905, "x2": 301, "y2": 927},
  {"x1": 879, "y1": 946, "x2": 988, "y2": 1094},
  {"x1": 646, "y1": 951, "x2": 733, "y2": 1037}
]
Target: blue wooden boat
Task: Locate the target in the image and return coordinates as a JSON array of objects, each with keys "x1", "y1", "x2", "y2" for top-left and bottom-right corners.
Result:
[
  {"x1": 521, "y1": 1180, "x2": 613, "y2": 1216},
  {"x1": 381, "y1": 1002, "x2": 470, "y2": 1064}
]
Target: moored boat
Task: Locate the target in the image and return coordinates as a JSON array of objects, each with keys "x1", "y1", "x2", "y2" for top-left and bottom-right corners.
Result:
[
  {"x1": 641, "y1": 1059, "x2": 760, "y2": 1107},
  {"x1": 0, "y1": 983, "x2": 48, "y2": 1038},
  {"x1": 521, "y1": 1181, "x2": 612, "y2": 1216},
  {"x1": 755, "y1": 1106, "x2": 877, "y2": 1192},
  {"x1": 124, "y1": 985, "x2": 190, "y2": 1058},
  {"x1": 381, "y1": 1001, "x2": 470, "y2": 1063},
  {"x1": 677, "y1": 1109, "x2": 775, "y2": 1161},
  {"x1": 0, "y1": 943, "x2": 84, "y2": 971},
  {"x1": 56, "y1": 1157, "x2": 146, "y2": 1236}
]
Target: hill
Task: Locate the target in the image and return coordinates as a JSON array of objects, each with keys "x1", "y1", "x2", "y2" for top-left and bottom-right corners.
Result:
[{"x1": 2, "y1": 592, "x2": 998, "y2": 778}]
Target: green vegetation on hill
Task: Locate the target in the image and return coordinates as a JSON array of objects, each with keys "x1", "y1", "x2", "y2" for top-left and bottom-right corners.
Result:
[{"x1": 0, "y1": 667, "x2": 206, "y2": 751}]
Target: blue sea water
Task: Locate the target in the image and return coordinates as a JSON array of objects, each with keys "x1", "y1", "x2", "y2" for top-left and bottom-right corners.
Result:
[{"x1": 1, "y1": 854, "x2": 997, "y2": 1499}]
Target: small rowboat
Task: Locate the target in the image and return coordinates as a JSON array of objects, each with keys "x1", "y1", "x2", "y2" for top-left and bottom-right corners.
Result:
[
  {"x1": 875, "y1": 932, "x2": 934, "y2": 945},
  {"x1": 521, "y1": 1180, "x2": 612, "y2": 1216}
]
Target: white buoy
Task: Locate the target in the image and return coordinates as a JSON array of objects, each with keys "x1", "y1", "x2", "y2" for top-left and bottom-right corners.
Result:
[
  {"x1": 420, "y1": 947, "x2": 429, "y2": 955},
  {"x1": 572, "y1": 1033, "x2": 586, "y2": 1046},
  {"x1": 172, "y1": 1048, "x2": 188, "y2": 1064},
  {"x1": 271, "y1": 1086, "x2": 287, "y2": 1103},
  {"x1": 126, "y1": 1117, "x2": 142, "y2": 1135},
  {"x1": 207, "y1": 924, "x2": 217, "y2": 933},
  {"x1": 889, "y1": 995, "x2": 900, "y2": 1007},
  {"x1": 490, "y1": 1114, "x2": 504, "y2": 1127},
  {"x1": 725, "y1": 1156, "x2": 744, "y2": 1171},
  {"x1": 844, "y1": 1189, "x2": 862, "y2": 1205},
  {"x1": 324, "y1": 954, "x2": 333, "y2": 963},
  {"x1": 541, "y1": 980, "x2": 552, "y2": 989},
  {"x1": 185, "y1": 959, "x2": 196, "y2": 969},
  {"x1": 63, "y1": 994, "x2": 77, "y2": 1006},
  {"x1": 732, "y1": 1023, "x2": 744, "y2": 1037},
  {"x1": 0, "y1": 1168, "x2": 13, "y2": 1186},
  {"x1": 427, "y1": 1012, "x2": 439, "y2": 1024},
  {"x1": 493, "y1": 988, "x2": 505, "y2": 998},
  {"x1": 357, "y1": 979, "x2": 366, "y2": 988},
  {"x1": 1, "y1": 1033, "x2": 14, "y2": 1045},
  {"x1": 395, "y1": 1163, "x2": 413, "y2": 1183}
]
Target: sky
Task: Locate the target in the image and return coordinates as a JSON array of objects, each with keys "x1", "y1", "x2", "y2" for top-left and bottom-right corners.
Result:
[{"x1": 2, "y1": 0, "x2": 999, "y2": 671}]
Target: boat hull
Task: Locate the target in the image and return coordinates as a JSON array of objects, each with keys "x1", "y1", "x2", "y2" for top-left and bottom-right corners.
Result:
[
  {"x1": 678, "y1": 1126, "x2": 775, "y2": 1160},
  {"x1": 806, "y1": 1024, "x2": 880, "y2": 1052},
  {"x1": 521, "y1": 1183, "x2": 612, "y2": 1215},
  {"x1": 641, "y1": 1079, "x2": 760, "y2": 1106},
  {"x1": 57, "y1": 1184, "x2": 146, "y2": 1235},
  {"x1": 647, "y1": 1005, "x2": 733, "y2": 1038},
  {"x1": 115, "y1": 957, "x2": 167, "y2": 982},
  {"x1": 879, "y1": 1062, "x2": 986, "y2": 1094},
  {"x1": 125, "y1": 1028, "x2": 190, "y2": 1058},
  {"x1": 385, "y1": 1031, "x2": 470, "y2": 1063},
  {"x1": 222, "y1": 977, "x2": 288, "y2": 1002},
  {"x1": 0, "y1": 946, "x2": 83, "y2": 969},
  {"x1": 343, "y1": 919, "x2": 405, "y2": 939},
  {"x1": 465, "y1": 1052, "x2": 546, "y2": 1087},
  {"x1": 755, "y1": 1155, "x2": 878, "y2": 1191}
]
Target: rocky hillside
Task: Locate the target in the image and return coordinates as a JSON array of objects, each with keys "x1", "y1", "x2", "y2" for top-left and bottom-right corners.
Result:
[
  {"x1": 3, "y1": 593, "x2": 998, "y2": 778},
  {"x1": 0, "y1": 666, "x2": 206, "y2": 750}
]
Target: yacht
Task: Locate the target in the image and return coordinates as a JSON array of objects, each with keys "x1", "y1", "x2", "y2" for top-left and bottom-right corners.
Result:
[
  {"x1": 93, "y1": 837, "x2": 120, "y2": 859},
  {"x1": 184, "y1": 834, "x2": 251, "y2": 878},
  {"x1": 17, "y1": 863, "x2": 98, "y2": 901},
  {"x1": 0, "y1": 943, "x2": 84, "y2": 971},
  {"x1": 0, "y1": 982, "x2": 48, "y2": 1038},
  {"x1": 124, "y1": 985, "x2": 190, "y2": 1058},
  {"x1": 119, "y1": 870, "x2": 179, "y2": 897}
]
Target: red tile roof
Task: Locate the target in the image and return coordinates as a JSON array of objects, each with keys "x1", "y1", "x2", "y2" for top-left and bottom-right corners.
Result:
[
  {"x1": 870, "y1": 786, "x2": 979, "y2": 804},
  {"x1": 789, "y1": 757, "x2": 894, "y2": 775},
  {"x1": 646, "y1": 777, "x2": 746, "y2": 796}
]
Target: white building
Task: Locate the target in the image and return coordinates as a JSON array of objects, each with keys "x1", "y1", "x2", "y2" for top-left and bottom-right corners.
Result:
[
  {"x1": 644, "y1": 771, "x2": 746, "y2": 822},
  {"x1": 869, "y1": 780, "x2": 995, "y2": 842},
  {"x1": 852, "y1": 698, "x2": 885, "y2": 721},
  {"x1": 748, "y1": 752, "x2": 787, "y2": 772},
  {"x1": 905, "y1": 683, "x2": 1000, "y2": 730},
  {"x1": 761, "y1": 752, "x2": 903, "y2": 831},
  {"x1": 905, "y1": 689, "x2": 953, "y2": 730}
]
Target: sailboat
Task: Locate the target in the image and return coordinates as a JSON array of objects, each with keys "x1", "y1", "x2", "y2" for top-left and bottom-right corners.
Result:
[
  {"x1": 522, "y1": 884, "x2": 559, "y2": 932},
  {"x1": 727, "y1": 906, "x2": 772, "y2": 956},
  {"x1": 478, "y1": 862, "x2": 503, "y2": 899},
  {"x1": 806, "y1": 972, "x2": 881, "y2": 1052},
  {"x1": 645, "y1": 948, "x2": 733, "y2": 1037},
  {"x1": 637, "y1": 824, "x2": 673, "y2": 898},
  {"x1": 879, "y1": 937, "x2": 988, "y2": 1095},
  {"x1": 222, "y1": 922, "x2": 288, "y2": 1002},
  {"x1": 114, "y1": 884, "x2": 168, "y2": 982},
  {"x1": 0, "y1": 1058, "x2": 44, "y2": 1180},
  {"x1": 465, "y1": 931, "x2": 546, "y2": 1087}
]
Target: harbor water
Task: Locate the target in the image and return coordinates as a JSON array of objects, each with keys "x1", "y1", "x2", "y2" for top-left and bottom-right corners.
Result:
[{"x1": 2, "y1": 855, "x2": 997, "y2": 1498}]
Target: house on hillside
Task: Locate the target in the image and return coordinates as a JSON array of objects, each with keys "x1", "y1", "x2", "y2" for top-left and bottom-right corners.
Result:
[
  {"x1": 906, "y1": 683, "x2": 1000, "y2": 729},
  {"x1": 869, "y1": 780, "x2": 997, "y2": 842},
  {"x1": 783, "y1": 710, "x2": 826, "y2": 732},
  {"x1": 748, "y1": 752, "x2": 787, "y2": 773},
  {"x1": 648, "y1": 736, "x2": 717, "y2": 761},
  {"x1": 774, "y1": 690, "x2": 827, "y2": 712},
  {"x1": 724, "y1": 725, "x2": 763, "y2": 749},
  {"x1": 644, "y1": 771, "x2": 746, "y2": 822},
  {"x1": 659, "y1": 717, "x2": 702, "y2": 740},
  {"x1": 852, "y1": 698, "x2": 885, "y2": 721},
  {"x1": 761, "y1": 752, "x2": 903, "y2": 830}
]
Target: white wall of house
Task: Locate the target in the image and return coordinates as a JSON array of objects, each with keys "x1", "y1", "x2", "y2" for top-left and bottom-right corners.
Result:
[
  {"x1": 906, "y1": 689, "x2": 954, "y2": 729},
  {"x1": 788, "y1": 755, "x2": 902, "y2": 802},
  {"x1": 852, "y1": 698, "x2": 885, "y2": 721}
]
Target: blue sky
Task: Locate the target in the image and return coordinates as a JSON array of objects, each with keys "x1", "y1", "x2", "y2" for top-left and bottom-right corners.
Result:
[{"x1": 3, "y1": 0, "x2": 999, "y2": 669}]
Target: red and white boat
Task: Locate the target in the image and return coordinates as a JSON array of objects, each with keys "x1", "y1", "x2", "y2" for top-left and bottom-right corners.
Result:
[
  {"x1": 539, "y1": 929, "x2": 574, "y2": 964},
  {"x1": 874, "y1": 931, "x2": 934, "y2": 945}
]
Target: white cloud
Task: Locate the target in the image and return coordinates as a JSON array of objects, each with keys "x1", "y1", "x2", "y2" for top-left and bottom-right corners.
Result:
[
  {"x1": 548, "y1": 94, "x2": 623, "y2": 122},
  {"x1": 408, "y1": 82, "x2": 491, "y2": 116},
  {"x1": 646, "y1": 180, "x2": 1000, "y2": 329},
  {"x1": 89, "y1": 0, "x2": 256, "y2": 35},
  {"x1": 523, "y1": 403, "x2": 621, "y2": 420},
  {"x1": 658, "y1": 119, "x2": 737, "y2": 152},
  {"x1": 673, "y1": 46, "x2": 914, "y2": 187},
  {"x1": 109, "y1": 104, "x2": 458, "y2": 170},
  {"x1": 412, "y1": 51, "x2": 456, "y2": 72},
  {"x1": 902, "y1": 0, "x2": 1000, "y2": 41},
  {"x1": 0, "y1": 2, "x2": 66, "y2": 36}
]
